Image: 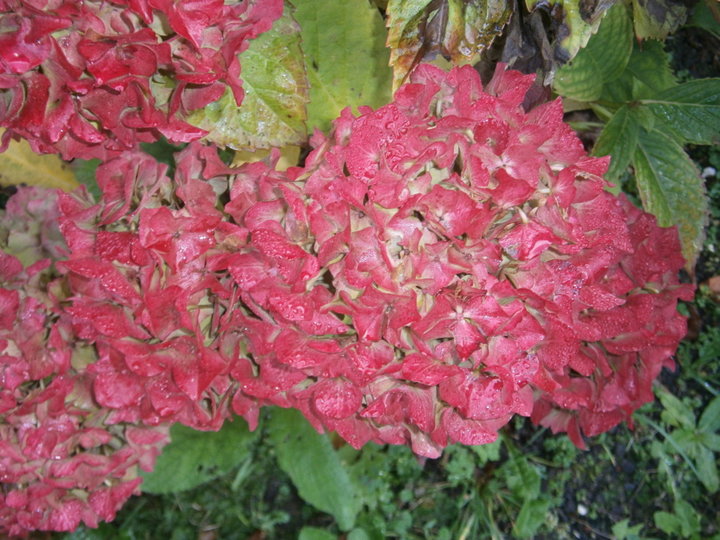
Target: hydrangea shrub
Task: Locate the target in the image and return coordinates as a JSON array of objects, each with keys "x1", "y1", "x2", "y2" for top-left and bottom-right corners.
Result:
[{"x1": 0, "y1": 61, "x2": 692, "y2": 534}]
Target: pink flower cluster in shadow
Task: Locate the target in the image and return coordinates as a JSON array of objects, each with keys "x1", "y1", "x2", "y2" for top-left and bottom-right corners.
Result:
[
  {"x1": 0, "y1": 64, "x2": 693, "y2": 535},
  {"x1": 0, "y1": 0, "x2": 282, "y2": 159}
]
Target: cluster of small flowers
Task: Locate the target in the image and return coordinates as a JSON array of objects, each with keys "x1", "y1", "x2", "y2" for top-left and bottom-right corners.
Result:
[
  {"x1": 0, "y1": 64, "x2": 692, "y2": 534},
  {"x1": 0, "y1": 188, "x2": 168, "y2": 536},
  {"x1": 0, "y1": 0, "x2": 282, "y2": 160}
]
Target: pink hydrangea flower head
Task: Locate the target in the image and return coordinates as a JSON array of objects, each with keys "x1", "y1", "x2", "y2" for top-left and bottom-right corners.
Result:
[
  {"x1": 0, "y1": 0, "x2": 282, "y2": 160},
  {"x1": 224, "y1": 64, "x2": 692, "y2": 456},
  {"x1": 0, "y1": 197, "x2": 170, "y2": 537}
]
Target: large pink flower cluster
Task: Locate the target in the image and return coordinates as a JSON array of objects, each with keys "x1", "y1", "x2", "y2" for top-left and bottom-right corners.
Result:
[
  {"x1": 0, "y1": 64, "x2": 692, "y2": 534},
  {"x1": 0, "y1": 0, "x2": 282, "y2": 160},
  {"x1": 0, "y1": 189, "x2": 168, "y2": 536},
  {"x1": 54, "y1": 65, "x2": 691, "y2": 457}
]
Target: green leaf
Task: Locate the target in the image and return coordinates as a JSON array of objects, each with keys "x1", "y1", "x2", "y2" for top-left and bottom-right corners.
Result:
[
  {"x1": 641, "y1": 79, "x2": 720, "y2": 145},
  {"x1": 503, "y1": 454, "x2": 541, "y2": 498},
  {"x1": 699, "y1": 432, "x2": 720, "y2": 452},
  {"x1": 656, "y1": 387, "x2": 696, "y2": 429},
  {"x1": 695, "y1": 445, "x2": 719, "y2": 492},
  {"x1": 299, "y1": 527, "x2": 337, "y2": 540},
  {"x1": 140, "y1": 418, "x2": 257, "y2": 494},
  {"x1": 633, "y1": 128, "x2": 708, "y2": 269},
  {"x1": 687, "y1": 0, "x2": 720, "y2": 39},
  {"x1": 612, "y1": 518, "x2": 646, "y2": 540},
  {"x1": 513, "y1": 498, "x2": 551, "y2": 539},
  {"x1": 672, "y1": 499, "x2": 701, "y2": 537},
  {"x1": 699, "y1": 395, "x2": 720, "y2": 433},
  {"x1": 631, "y1": 0, "x2": 687, "y2": 39},
  {"x1": 186, "y1": 6, "x2": 309, "y2": 149},
  {"x1": 294, "y1": 0, "x2": 392, "y2": 133},
  {"x1": 625, "y1": 40, "x2": 676, "y2": 96},
  {"x1": 653, "y1": 511, "x2": 681, "y2": 535},
  {"x1": 553, "y1": 3, "x2": 633, "y2": 101},
  {"x1": 592, "y1": 105, "x2": 640, "y2": 183},
  {"x1": 268, "y1": 408, "x2": 362, "y2": 531},
  {"x1": 70, "y1": 159, "x2": 102, "y2": 200},
  {"x1": 470, "y1": 438, "x2": 502, "y2": 464},
  {"x1": 386, "y1": 0, "x2": 511, "y2": 90}
]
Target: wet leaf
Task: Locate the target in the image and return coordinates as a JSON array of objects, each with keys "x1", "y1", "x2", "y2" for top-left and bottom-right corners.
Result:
[
  {"x1": 633, "y1": 128, "x2": 707, "y2": 269},
  {"x1": 631, "y1": 0, "x2": 687, "y2": 39},
  {"x1": 593, "y1": 105, "x2": 640, "y2": 184},
  {"x1": 386, "y1": 0, "x2": 511, "y2": 90},
  {"x1": 268, "y1": 407, "x2": 362, "y2": 531},
  {"x1": 641, "y1": 79, "x2": 720, "y2": 145},
  {"x1": 0, "y1": 132, "x2": 78, "y2": 191},
  {"x1": 294, "y1": 0, "x2": 392, "y2": 132},
  {"x1": 553, "y1": 3, "x2": 633, "y2": 101},
  {"x1": 140, "y1": 418, "x2": 257, "y2": 494},
  {"x1": 186, "y1": 6, "x2": 309, "y2": 149}
]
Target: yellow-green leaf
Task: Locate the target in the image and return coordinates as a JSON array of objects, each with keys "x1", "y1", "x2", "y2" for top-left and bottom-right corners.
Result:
[
  {"x1": 294, "y1": 0, "x2": 392, "y2": 133},
  {"x1": 186, "y1": 5, "x2": 309, "y2": 149},
  {"x1": 632, "y1": 0, "x2": 687, "y2": 39},
  {"x1": 0, "y1": 133, "x2": 78, "y2": 192}
]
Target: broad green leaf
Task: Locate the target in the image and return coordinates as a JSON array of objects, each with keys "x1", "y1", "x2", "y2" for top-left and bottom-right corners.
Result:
[
  {"x1": 695, "y1": 445, "x2": 719, "y2": 492},
  {"x1": 553, "y1": 3, "x2": 633, "y2": 101},
  {"x1": 699, "y1": 395, "x2": 720, "y2": 433},
  {"x1": 641, "y1": 79, "x2": 720, "y2": 145},
  {"x1": 268, "y1": 408, "x2": 362, "y2": 531},
  {"x1": 386, "y1": 0, "x2": 511, "y2": 90},
  {"x1": 140, "y1": 418, "x2": 257, "y2": 494},
  {"x1": 656, "y1": 387, "x2": 696, "y2": 429},
  {"x1": 299, "y1": 527, "x2": 336, "y2": 540},
  {"x1": 186, "y1": 6, "x2": 309, "y2": 149},
  {"x1": 294, "y1": 0, "x2": 391, "y2": 133},
  {"x1": 633, "y1": 128, "x2": 707, "y2": 269},
  {"x1": 593, "y1": 105, "x2": 640, "y2": 183},
  {"x1": 513, "y1": 498, "x2": 551, "y2": 539},
  {"x1": 526, "y1": 0, "x2": 616, "y2": 63},
  {"x1": 0, "y1": 132, "x2": 78, "y2": 192},
  {"x1": 631, "y1": 0, "x2": 687, "y2": 39}
]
